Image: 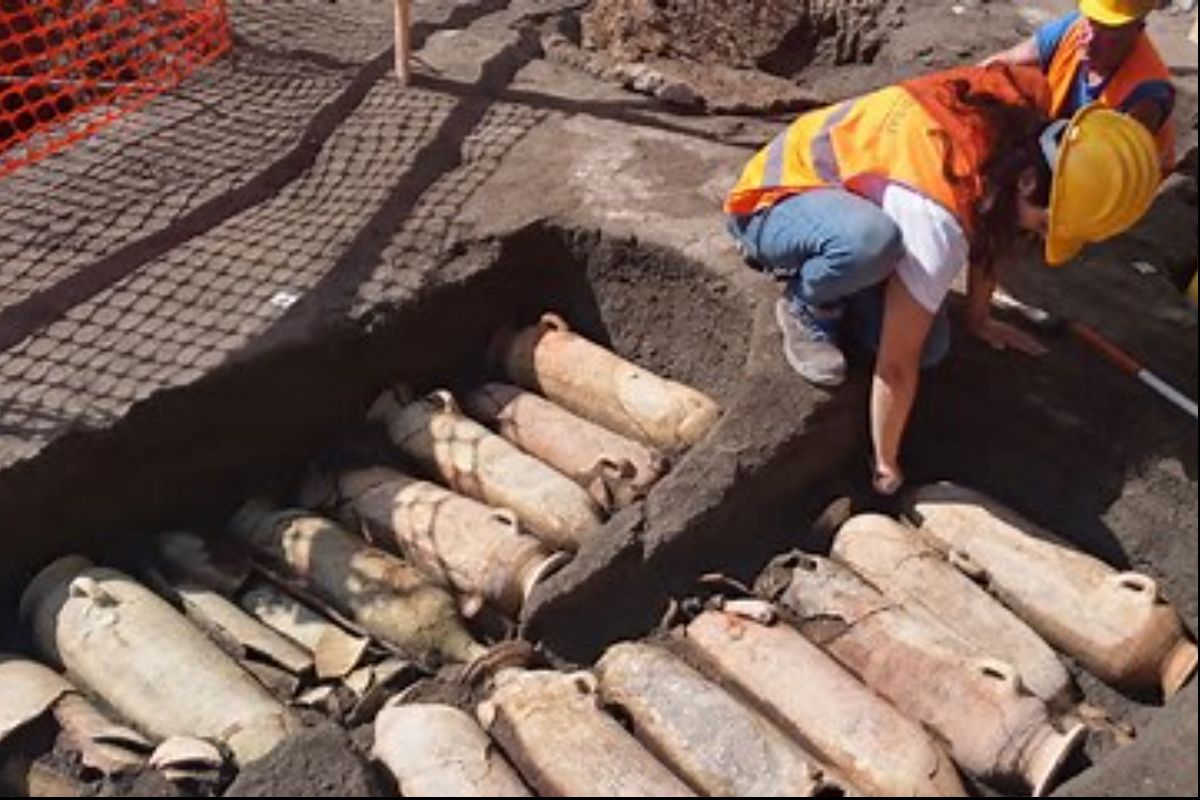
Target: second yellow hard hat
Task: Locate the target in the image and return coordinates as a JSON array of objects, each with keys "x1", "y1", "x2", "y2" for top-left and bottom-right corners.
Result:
[
  {"x1": 1079, "y1": 0, "x2": 1156, "y2": 27},
  {"x1": 1043, "y1": 104, "x2": 1160, "y2": 266}
]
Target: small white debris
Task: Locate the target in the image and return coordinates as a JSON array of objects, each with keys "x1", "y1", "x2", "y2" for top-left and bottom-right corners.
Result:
[
  {"x1": 149, "y1": 736, "x2": 225, "y2": 784},
  {"x1": 268, "y1": 290, "x2": 301, "y2": 309},
  {"x1": 720, "y1": 598, "x2": 779, "y2": 625}
]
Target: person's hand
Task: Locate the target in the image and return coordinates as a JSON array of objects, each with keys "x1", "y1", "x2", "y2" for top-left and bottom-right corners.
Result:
[
  {"x1": 873, "y1": 460, "x2": 904, "y2": 496},
  {"x1": 977, "y1": 54, "x2": 1004, "y2": 68},
  {"x1": 970, "y1": 316, "x2": 1048, "y2": 356}
]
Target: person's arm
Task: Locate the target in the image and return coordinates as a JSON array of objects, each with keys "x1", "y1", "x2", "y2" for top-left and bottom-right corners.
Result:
[
  {"x1": 963, "y1": 258, "x2": 996, "y2": 331},
  {"x1": 982, "y1": 13, "x2": 1080, "y2": 70},
  {"x1": 979, "y1": 36, "x2": 1039, "y2": 68},
  {"x1": 1126, "y1": 98, "x2": 1167, "y2": 133},
  {"x1": 1120, "y1": 79, "x2": 1175, "y2": 135},
  {"x1": 963, "y1": 261, "x2": 1047, "y2": 355},
  {"x1": 871, "y1": 276, "x2": 935, "y2": 495}
]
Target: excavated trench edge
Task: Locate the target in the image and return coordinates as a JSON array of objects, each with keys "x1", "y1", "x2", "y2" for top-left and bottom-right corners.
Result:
[{"x1": 0, "y1": 221, "x2": 864, "y2": 635}]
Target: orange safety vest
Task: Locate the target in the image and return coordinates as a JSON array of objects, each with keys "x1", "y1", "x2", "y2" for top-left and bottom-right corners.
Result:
[
  {"x1": 1045, "y1": 17, "x2": 1175, "y2": 171},
  {"x1": 724, "y1": 65, "x2": 1050, "y2": 235}
]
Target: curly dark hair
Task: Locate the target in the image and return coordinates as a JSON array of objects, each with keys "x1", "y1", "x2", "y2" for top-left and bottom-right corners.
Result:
[{"x1": 935, "y1": 72, "x2": 1053, "y2": 275}]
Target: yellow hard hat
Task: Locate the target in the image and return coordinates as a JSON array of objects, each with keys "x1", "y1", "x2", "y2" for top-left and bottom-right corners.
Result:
[
  {"x1": 1079, "y1": 0, "x2": 1155, "y2": 26},
  {"x1": 1043, "y1": 104, "x2": 1160, "y2": 266}
]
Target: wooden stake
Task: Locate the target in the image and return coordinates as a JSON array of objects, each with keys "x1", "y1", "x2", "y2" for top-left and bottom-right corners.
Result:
[{"x1": 394, "y1": 0, "x2": 412, "y2": 84}]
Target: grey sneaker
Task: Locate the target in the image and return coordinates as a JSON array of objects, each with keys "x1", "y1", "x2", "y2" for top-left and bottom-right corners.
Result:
[{"x1": 774, "y1": 298, "x2": 846, "y2": 387}]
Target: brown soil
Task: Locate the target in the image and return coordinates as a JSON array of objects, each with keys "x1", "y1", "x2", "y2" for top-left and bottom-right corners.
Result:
[
  {"x1": 581, "y1": 0, "x2": 891, "y2": 74},
  {"x1": 569, "y1": 0, "x2": 1026, "y2": 110},
  {"x1": 222, "y1": 725, "x2": 383, "y2": 798}
]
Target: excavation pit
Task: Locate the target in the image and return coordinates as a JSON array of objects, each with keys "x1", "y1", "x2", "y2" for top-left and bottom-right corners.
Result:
[{"x1": 0, "y1": 222, "x2": 1194, "y2": 797}]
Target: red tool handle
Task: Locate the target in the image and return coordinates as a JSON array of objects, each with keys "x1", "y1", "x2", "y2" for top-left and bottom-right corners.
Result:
[{"x1": 1069, "y1": 322, "x2": 1141, "y2": 376}]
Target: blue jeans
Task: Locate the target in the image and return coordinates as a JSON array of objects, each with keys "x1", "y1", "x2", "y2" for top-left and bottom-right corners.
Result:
[{"x1": 728, "y1": 189, "x2": 950, "y2": 367}]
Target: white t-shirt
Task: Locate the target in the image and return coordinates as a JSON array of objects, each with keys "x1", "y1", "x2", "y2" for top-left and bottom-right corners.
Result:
[{"x1": 857, "y1": 176, "x2": 970, "y2": 314}]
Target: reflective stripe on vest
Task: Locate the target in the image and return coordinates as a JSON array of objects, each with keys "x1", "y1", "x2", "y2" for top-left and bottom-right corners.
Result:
[
  {"x1": 1046, "y1": 18, "x2": 1176, "y2": 171},
  {"x1": 744, "y1": 101, "x2": 854, "y2": 209},
  {"x1": 761, "y1": 130, "x2": 786, "y2": 189},
  {"x1": 811, "y1": 102, "x2": 853, "y2": 183}
]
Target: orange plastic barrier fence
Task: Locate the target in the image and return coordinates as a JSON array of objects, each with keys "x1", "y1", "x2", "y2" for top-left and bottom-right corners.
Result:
[{"x1": 0, "y1": 0, "x2": 231, "y2": 177}]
